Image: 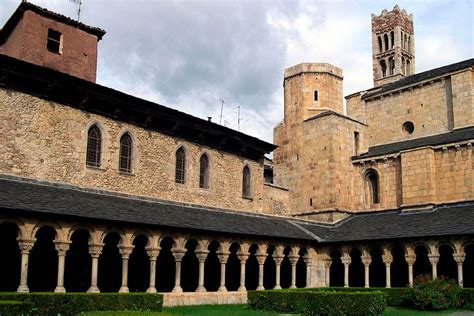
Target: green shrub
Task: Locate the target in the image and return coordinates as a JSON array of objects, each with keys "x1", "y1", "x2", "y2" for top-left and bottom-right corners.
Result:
[
  {"x1": 463, "y1": 288, "x2": 474, "y2": 305},
  {"x1": 248, "y1": 290, "x2": 386, "y2": 315},
  {"x1": 401, "y1": 275, "x2": 464, "y2": 310},
  {"x1": 0, "y1": 293, "x2": 163, "y2": 315},
  {"x1": 0, "y1": 300, "x2": 33, "y2": 315}
]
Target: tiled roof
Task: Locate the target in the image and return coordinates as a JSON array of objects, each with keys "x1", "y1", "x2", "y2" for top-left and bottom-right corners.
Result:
[
  {"x1": 1, "y1": 175, "x2": 473, "y2": 244},
  {"x1": 363, "y1": 59, "x2": 474, "y2": 99},
  {"x1": 353, "y1": 126, "x2": 474, "y2": 160}
]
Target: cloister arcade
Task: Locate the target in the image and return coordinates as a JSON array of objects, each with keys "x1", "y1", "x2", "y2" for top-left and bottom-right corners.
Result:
[{"x1": 0, "y1": 218, "x2": 472, "y2": 293}]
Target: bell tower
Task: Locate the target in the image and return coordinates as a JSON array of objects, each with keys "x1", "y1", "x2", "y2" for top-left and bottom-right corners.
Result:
[{"x1": 372, "y1": 5, "x2": 415, "y2": 87}]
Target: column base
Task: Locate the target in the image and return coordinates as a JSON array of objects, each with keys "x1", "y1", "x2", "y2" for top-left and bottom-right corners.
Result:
[
  {"x1": 172, "y1": 286, "x2": 183, "y2": 293},
  {"x1": 289, "y1": 285, "x2": 296, "y2": 289},
  {"x1": 256, "y1": 285, "x2": 265, "y2": 291},
  {"x1": 87, "y1": 286, "x2": 100, "y2": 293},
  {"x1": 196, "y1": 286, "x2": 207, "y2": 292},
  {"x1": 344, "y1": 285, "x2": 349, "y2": 288},
  {"x1": 17, "y1": 285, "x2": 29, "y2": 293},
  {"x1": 237, "y1": 286, "x2": 247, "y2": 292},
  {"x1": 54, "y1": 286, "x2": 66, "y2": 293},
  {"x1": 385, "y1": 285, "x2": 391, "y2": 288},
  {"x1": 273, "y1": 285, "x2": 282, "y2": 290},
  {"x1": 217, "y1": 286, "x2": 227, "y2": 292},
  {"x1": 146, "y1": 287, "x2": 157, "y2": 293},
  {"x1": 364, "y1": 285, "x2": 370, "y2": 288},
  {"x1": 119, "y1": 286, "x2": 129, "y2": 293}
]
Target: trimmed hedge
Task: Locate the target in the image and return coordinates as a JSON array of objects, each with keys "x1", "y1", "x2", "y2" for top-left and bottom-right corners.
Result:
[
  {"x1": 0, "y1": 293, "x2": 163, "y2": 315},
  {"x1": 248, "y1": 290, "x2": 386, "y2": 315},
  {"x1": 463, "y1": 288, "x2": 474, "y2": 305}
]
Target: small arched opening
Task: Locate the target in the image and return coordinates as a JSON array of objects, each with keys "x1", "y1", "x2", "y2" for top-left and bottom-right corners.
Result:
[
  {"x1": 296, "y1": 248, "x2": 307, "y2": 288},
  {"x1": 245, "y1": 244, "x2": 259, "y2": 290},
  {"x1": 391, "y1": 245, "x2": 408, "y2": 287},
  {"x1": 156, "y1": 237, "x2": 175, "y2": 292},
  {"x1": 98, "y1": 232, "x2": 122, "y2": 292},
  {"x1": 384, "y1": 34, "x2": 389, "y2": 51},
  {"x1": 129, "y1": 235, "x2": 149, "y2": 292},
  {"x1": 380, "y1": 60, "x2": 387, "y2": 78},
  {"x1": 280, "y1": 247, "x2": 292, "y2": 288},
  {"x1": 204, "y1": 241, "x2": 220, "y2": 292},
  {"x1": 29, "y1": 226, "x2": 57, "y2": 292},
  {"x1": 365, "y1": 169, "x2": 380, "y2": 205},
  {"x1": 65, "y1": 229, "x2": 91, "y2": 292},
  {"x1": 181, "y1": 239, "x2": 199, "y2": 292},
  {"x1": 413, "y1": 245, "x2": 431, "y2": 279},
  {"x1": 463, "y1": 244, "x2": 474, "y2": 288},
  {"x1": 0, "y1": 223, "x2": 20, "y2": 291},
  {"x1": 263, "y1": 245, "x2": 276, "y2": 289},
  {"x1": 349, "y1": 248, "x2": 364, "y2": 287},
  {"x1": 329, "y1": 249, "x2": 344, "y2": 287},
  {"x1": 369, "y1": 246, "x2": 386, "y2": 287},
  {"x1": 225, "y1": 243, "x2": 241, "y2": 291},
  {"x1": 437, "y1": 244, "x2": 457, "y2": 281}
]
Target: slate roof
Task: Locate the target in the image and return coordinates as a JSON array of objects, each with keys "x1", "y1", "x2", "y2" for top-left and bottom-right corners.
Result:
[
  {"x1": 353, "y1": 126, "x2": 474, "y2": 160},
  {"x1": 0, "y1": 175, "x2": 473, "y2": 243},
  {"x1": 300, "y1": 203, "x2": 474, "y2": 243},
  {"x1": 304, "y1": 110, "x2": 367, "y2": 126},
  {"x1": 363, "y1": 59, "x2": 474, "y2": 100},
  {"x1": 0, "y1": 2, "x2": 106, "y2": 43}
]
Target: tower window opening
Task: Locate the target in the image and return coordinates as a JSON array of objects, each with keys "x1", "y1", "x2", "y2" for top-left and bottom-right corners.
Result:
[
  {"x1": 389, "y1": 57, "x2": 395, "y2": 75},
  {"x1": 314, "y1": 90, "x2": 318, "y2": 101},
  {"x1": 365, "y1": 169, "x2": 380, "y2": 204},
  {"x1": 378, "y1": 36, "x2": 383, "y2": 52},
  {"x1": 384, "y1": 34, "x2": 389, "y2": 51},
  {"x1": 406, "y1": 59, "x2": 411, "y2": 75},
  {"x1": 390, "y1": 31, "x2": 394, "y2": 49},
  {"x1": 402, "y1": 57, "x2": 406, "y2": 75},
  {"x1": 310, "y1": 198, "x2": 313, "y2": 207},
  {"x1": 404, "y1": 34, "x2": 408, "y2": 50},
  {"x1": 354, "y1": 131, "x2": 360, "y2": 155},
  {"x1": 380, "y1": 60, "x2": 387, "y2": 78},
  {"x1": 408, "y1": 36, "x2": 411, "y2": 52},
  {"x1": 47, "y1": 29, "x2": 62, "y2": 54},
  {"x1": 402, "y1": 121, "x2": 415, "y2": 135}
]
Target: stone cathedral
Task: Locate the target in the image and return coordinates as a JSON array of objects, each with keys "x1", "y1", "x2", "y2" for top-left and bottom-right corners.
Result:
[{"x1": 0, "y1": 2, "x2": 472, "y2": 306}]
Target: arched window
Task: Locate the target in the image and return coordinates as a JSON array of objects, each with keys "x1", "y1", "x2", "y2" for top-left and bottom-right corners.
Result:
[
  {"x1": 365, "y1": 169, "x2": 380, "y2": 204},
  {"x1": 175, "y1": 147, "x2": 186, "y2": 184},
  {"x1": 389, "y1": 57, "x2": 395, "y2": 75},
  {"x1": 378, "y1": 36, "x2": 383, "y2": 52},
  {"x1": 406, "y1": 59, "x2": 411, "y2": 75},
  {"x1": 390, "y1": 31, "x2": 394, "y2": 49},
  {"x1": 402, "y1": 57, "x2": 406, "y2": 75},
  {"x1": 242, "y1": 166, "x2": 251, "y2": 198},
  {"x1": 199, "y1": 154, "x2": 209, "y2": 189},
  {"x1": 119, "y1": 133, "x2": 133, "y2": 173},
  {"x1": 380, "y1": 60, "x2": 387, "y2": 78},
  {"x1": 86, "y1": 125, "x2": 101, "y2": 167},
  {"x1": 404, "y1": 34, "x2": 407, "y2": 50},
  {"x1": 384, "y1": 34, "x2": 389, "y2": 51}
]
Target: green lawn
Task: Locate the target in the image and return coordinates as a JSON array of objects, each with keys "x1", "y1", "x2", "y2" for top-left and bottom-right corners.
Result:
[{"x1": 80, "y1": 304, "x2": 471, "y2": 315}]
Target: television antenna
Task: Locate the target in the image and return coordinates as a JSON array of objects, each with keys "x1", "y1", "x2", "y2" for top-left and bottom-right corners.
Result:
[
  {"x1": 218, "y1": 98, "x2": 225, "y2": 125},
  {"x1": 69, "y1": 0, "x2": 83, "y2": 21}
]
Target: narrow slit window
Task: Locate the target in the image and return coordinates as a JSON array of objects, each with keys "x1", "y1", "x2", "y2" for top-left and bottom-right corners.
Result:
[
  {"x1": 86, "y1": 125, "x2": 101, "y2": 167},
  {"x1": 47, "y1": 29, "x2": 62, "y2": 54},
  {"x1": 314, "y1": 90, "x2": 318, "y2": 101},
  {"x1": 242, "y1": 166, "x2": 251, "y2": 198},
  {"x1": 119, "y1": 133, "x2": 133, "y2": 173},
  {"x1": 354, "y1": 131, "x2": 360, "y2": 155},
  {"x1": 175, "y1": 147, "x2": 186, "y2": 184},
  {"x1": 199, "y1": 154, "x2": 209, "y2": 189}
]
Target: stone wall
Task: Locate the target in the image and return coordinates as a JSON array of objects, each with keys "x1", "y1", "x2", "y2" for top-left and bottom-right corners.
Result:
[{"x1": 0, "y1": 88, "x2": 280, "y2": 215}]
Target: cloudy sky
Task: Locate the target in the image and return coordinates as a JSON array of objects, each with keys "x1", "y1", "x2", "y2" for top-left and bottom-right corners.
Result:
[{"x1": 1, "y1": 0, "x2": 472, "y2": 143}]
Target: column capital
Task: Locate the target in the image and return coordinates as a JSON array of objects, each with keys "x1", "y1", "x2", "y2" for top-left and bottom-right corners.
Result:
[
  {"x1": 88, "y1": 243, "x2": 104, "y2": 258},
  {"x1": 145, "y1": 246, "x2": 161, "y2": 259},
  {"x1": 272, "y1": 254, "x2": 285, "y2": 265},
  {"x1": 341, "y1": 256, "x2": 351, "y2": 266},
  {"x1": 428, "y1": 254, "x2": 440, "y2": 265},
  {"x1": 195, "y1": 250, "x2": 209, "y2": 262},
  {"x1": 323, "y1": 259, "x2": 332, "y2": 268},
  {"x1": 361, "y1": 255, "x2": 372, "y2": 267},
  {"x1": 237, "y1": 252, "x2": 249, "y2": 263},
  {"x1": 17, "y1": 238, "x2": 36, "y2": 254},
  {"x1": 54, "y1": 240, "x2": 72, "y2": 256},
  {"x1": 303, "y1": 255, "x2": 312, "y2": 266},
  {"x1": 405, "y1": 254, "x2": 416, "y2": 266},
  {"x1": 256, "y1": 253, "x2": 268, "y2": 265},
  {"x1": 171, "y1": 247, "x2": 187, "y2": 261},
  {"x1": 288, "y1": 255, "x2": 299, "y2": 265},
  {"x1": 382, "y1": 254, "x2": 393, "y2": 265},
  {"x1": 118, "y1": 245, "x2": 135, "y2": 259},
  {"x1": 453, "y1": 253, "x2": 466, "y2": 264},
  {"x1": 216, "y1": 251, "x2": 230, "y2": 264}
]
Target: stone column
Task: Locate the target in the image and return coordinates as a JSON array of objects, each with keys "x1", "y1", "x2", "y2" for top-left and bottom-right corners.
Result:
[
  {"x1": 145, "y1": 247, "x2": 160, "y2": 293},
  {"x1": 272, "y1": 254, "x2": 284, "y2": 289},
  {"x1": 216, "y1": 251, "x2": 230, "y2": 292},
  {"x1": 453, "y1": 254, "x2": 465, "y2": 288},
  {"x1": 195, "y1": 250, "x2": 209, "y2": 292},
  {"x1": 323, "y1": 259, "x2": 332, "y2": 287},
  {"x1": 53, "y1": 240, "x2": 72, "y2": 293},
  {"x1": 237, "y1": 252, "x2": 249, "y2": 292},
  {"x1": 382, "y1": 254, "x2": 393, "y2": 288},
  {"x1": 118, "y1": 245, "x2": 134, "y2": 293},
  {"x1": 16, "y1": 238, "x2": 36, "y2": 293},
  {"x1": 87, "y1": 243, "x2": 104, "y2": 293},
  {"x1": 289, "y1": 255, "x2": 299, "y2": 289},
  {"x1": 405, "y1": 254, "x2": 416, "y2": 287},
  {"x1": 428, "y1": 254, "x2": 440, "y2": 280},
  {"x1": 361, "y1": 255, "x2": 372, "y2": 288},
  {"x1": 341, "y1": 255, "x2": 351, "y2": 288},
  {"x1": 171, "y1": 248, "x2": 186, "y2": 293},
  {"x1": 256, "y1": 253, "x2": 267, "y2": 291},
  {"x1": 303, "y1": 256, "x2": 312, "y2": 288}
]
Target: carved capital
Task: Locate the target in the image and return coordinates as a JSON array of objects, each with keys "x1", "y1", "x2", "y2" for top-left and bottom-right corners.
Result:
[
  {"x1": 428, "y1": 254, "x2": 440, "y2": 266},
  {"x1": 361, "y1": 255, "x2": 372, "y2": 267},
  {"x1": 303, "y1": 255, "x2": 312, "y2": 266},
  {"x1": 405, "y1": 254, "x2": 416, "y2": 266},
  {"x1": 341, "y1": 255, "x2": 351, "y2": 266},
  {"x1": 382, "y1": 254, "x2": 393, "y2": 265},
  {"x1": 118, "y1": 245, "x2": 135, "y2": 259},
  {"x1": 216, "y1": 251, "x2": 230, "y2": 264},
  {"x1": 195, "y1": 250, "x2": 209, "y2": 262},
  {"x1": 272, "y1": 254, "x2": 285, "y2": 266},
  {"x1": 288, "y1": 255, "x2": 299, "y2": 265},
  {"x1": 17, "y1": 238, "x2": 36, "y2": 254},
  {"x1": 453, "y1": 254, "x2": 465, "y2": 264},
  {"x1": 145, "y1": 246, "x2": 161, "y2": 259},
  {"x1": 171, "y1": 248, "x2": 186, "y2": 262},
  {"x1": 88, "y1": 243, "x2": 105, "y2": 258},
  {"x1": 237, "y1": 252, "x2": 249, "y2": 263},
  {"x1": 54, "y1": 240, "x2": 72, "y2": 256},
  {"x1": 323, "y1": 259, "x2": 332, "y2": 269},
  {"x1": 256, "y1": 253, "x2": 268, "y2": 265}
]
